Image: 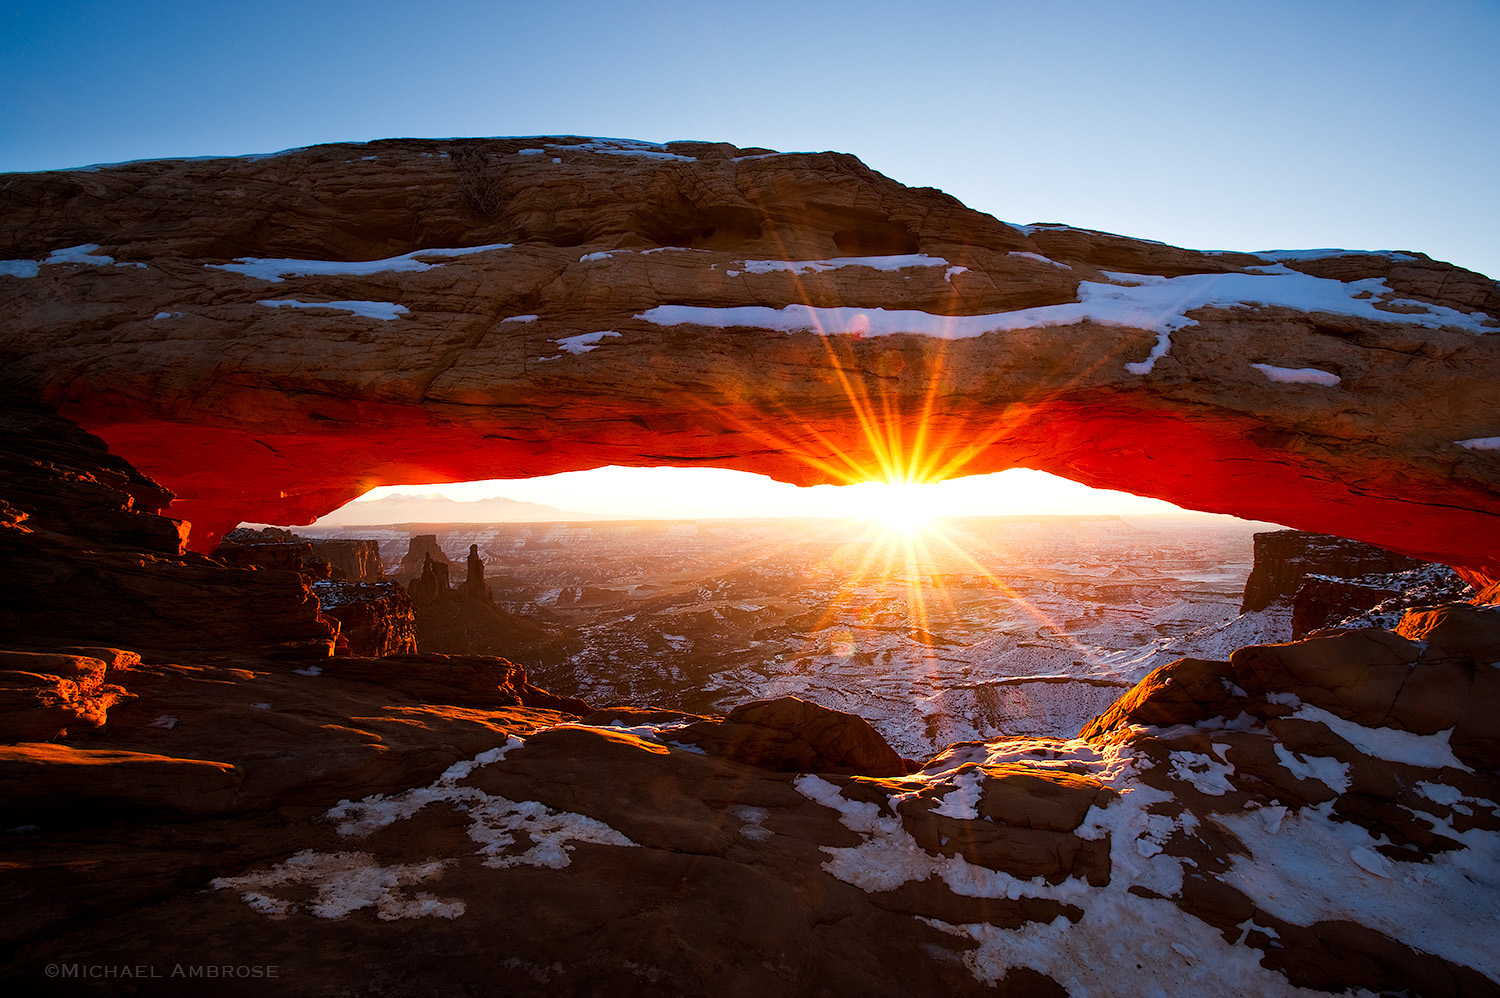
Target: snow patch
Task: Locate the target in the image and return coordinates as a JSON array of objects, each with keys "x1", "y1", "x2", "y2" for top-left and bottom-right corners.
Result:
[
  {"x1": 1272, "y1": 743, "x2": 1351, "y2": 793},
  {"x1": 1250, "y1": 363, "x2": 1341, "y2": 386},
  {"x1": 1252, "y1": 248, "x2": 1420, "y2": 263},
  {"x1": 209, "y1": 243, "x2": 512, "y2": 282},
  {"x1": 547, "y1": 138, "x2": 695, "y2": 162},
  {"x1": 0, "y1": 260, "x2": 40, "y2": 279},
  {"x1": 1457, "y1": 437, "x2": 1500, "y2": 451},
  {"x1": 292, "y1": 665, "x2": 322, "y2": 677},
  {"x1": 212, "y1": 850, "x2": 464, "y2": 921},
  {"x1": 932, "y1": 768, "x2": 987, "y2": 819},
  {"x1": 730, "y1": 804, "x2": 773, "y2": 841},
  {"x1": 1007, "y1": 251, "x2": 1071, "y2": 269},
  {"x1": 1169, "y1": 751, "x2": 1236, "y2": 796},
  {"x1": 1218, "y1": 799, "x2": 1500, "y2": 979},
  {"x1": 637, "y1": 269, "x2": 1498, "y2": 379},
  {"x1": 259, "y1": 299, "x2": 408, "y2": 321},
  {"x1": 728, "y1": 254, "x2": 950, "y2": 277},
  {"x1": 554, "y1": 331, "x2": 620, "y2": 354},
  {"x1": 1, "y1": 243, "x2": 125, "y2": 277},
  {"x1": 502, "y1": 314, "x2": 539, "y2": 323},
  {"x1": 321, "y1": 739, "x2": 637, "y2": 872},
  {"x1": 1292, "y1": 704, "x2": 1473, "y2": 773}
]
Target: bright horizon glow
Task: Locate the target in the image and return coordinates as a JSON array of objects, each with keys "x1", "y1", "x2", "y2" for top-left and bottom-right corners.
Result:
[
  {"x1": 339, "y1": 467, "x2": 1212, "y2": 522},
  {"x1": 859, "y1": 481, "x2": 938, "y2": 531}
]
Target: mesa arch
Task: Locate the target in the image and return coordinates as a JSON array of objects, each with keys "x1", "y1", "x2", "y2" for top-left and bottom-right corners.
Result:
[{"x1": 2, "y1": 137, "x2": 1498, "y2": 583}]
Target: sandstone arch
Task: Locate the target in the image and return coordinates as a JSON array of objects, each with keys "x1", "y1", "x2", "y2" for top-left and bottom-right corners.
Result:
[{"x1": 2, "y1": 137, "x2": 1497, "y2": 582}]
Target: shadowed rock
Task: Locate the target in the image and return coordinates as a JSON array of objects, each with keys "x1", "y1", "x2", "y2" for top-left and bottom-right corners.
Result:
[{"x1": 673, "y1": 695, "x2": 913, "y2": 776}]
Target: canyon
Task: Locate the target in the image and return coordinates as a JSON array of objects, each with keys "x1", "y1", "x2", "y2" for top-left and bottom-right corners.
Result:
[{"x1": 2, "y1": 138, "x2": 1499, "y2": 996}]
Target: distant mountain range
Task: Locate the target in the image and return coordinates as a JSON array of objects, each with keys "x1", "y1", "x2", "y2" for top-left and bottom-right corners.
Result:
[{"x1": 310, "y1": 494, "x2": 612, "y2": 526}]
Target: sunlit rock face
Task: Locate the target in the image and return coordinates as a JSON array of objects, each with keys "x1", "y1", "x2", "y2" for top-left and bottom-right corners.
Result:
[{"x1": 3, "y1": 137, "x2": 1498, "y2": 582}]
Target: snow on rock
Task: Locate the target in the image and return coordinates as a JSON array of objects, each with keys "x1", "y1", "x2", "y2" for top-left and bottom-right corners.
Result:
[
  {"x1": 1291, "y1": 703, "x2": 1474, "y2": 773},
  {"x1": 726, "y1": 254, "x2": 951, "y2": 277},
  {"x1": 1250, "y1": 363, "x2": 1342, "y2": 386},
  {"x1": 787, "y1": 599, "x2": 1500, "y2": 993},
  {"x1": 1458, "y1": 437, "x2": 1500, "y2": 451},
  {"x1": 217, "y1": 737, "x2": 639, "y2": 922},
  {"x1": 554, "y1": 331, "x2": 620, "y2": 354},
  {"x1": 1251, "y1": 248, "x2": 1422, "y2": 263},
  {"x1": 210, "y1": 243, "x2": 512, "y2": 282},
  {"x1": 324, "y1": 738, "x2": 636, "y2": 869},
  {"x1": 1218, "y1": 799, "x2": 1500, "y2": 981},
  {"x1": 637, "y1": 267, "x2": 1495, "y2": 377},
  {"x1": 1, "y1": 243, "x2": 125, "y2": 277},
  {"x1": 547, "y1": 138, "x2": 695, "y2": 162},
  {"x1": 795, "y1": 737, "x2": 1326, "y2": 996},
  {"x1": 1007, "y1": 250, "x2": 1071, "y2": 269},
  {"x1": 258, "y1": 299, "x2": 409, "y2": 321},
  {"x1": 211, "y1": 850, "x2": 465, "y2": 921}
]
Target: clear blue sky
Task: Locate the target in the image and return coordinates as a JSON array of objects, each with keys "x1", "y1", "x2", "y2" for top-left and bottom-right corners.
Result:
[{"x1": 4, "y1": 0, "x2": 1497, "y2": 278}]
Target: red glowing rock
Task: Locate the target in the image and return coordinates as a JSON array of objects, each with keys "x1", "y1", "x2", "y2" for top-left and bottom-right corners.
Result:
[{"x1": 2, "y1": 137, "x2": 1497, "y2": 583}]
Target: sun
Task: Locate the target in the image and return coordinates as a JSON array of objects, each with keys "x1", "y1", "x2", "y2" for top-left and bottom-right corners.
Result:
[{"x1": 852, "y1": 480, "x2": 936, "y2": 532}]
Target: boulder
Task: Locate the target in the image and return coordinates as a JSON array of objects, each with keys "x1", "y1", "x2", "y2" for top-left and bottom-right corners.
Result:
[{"x1": 672, "y1": 695, "x2": 912, "y2": 776}]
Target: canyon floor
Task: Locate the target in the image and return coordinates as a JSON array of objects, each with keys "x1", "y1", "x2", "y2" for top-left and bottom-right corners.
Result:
[{"x1": 306, "y1": 514, "x2": 1276, "y2": 757}]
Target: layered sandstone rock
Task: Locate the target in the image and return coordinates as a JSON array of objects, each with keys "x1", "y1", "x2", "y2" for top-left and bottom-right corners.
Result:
[
  {"x1": 214, "y1": 526, "x2": 333, "y2": 579},
  {"x1": 398, "y1": 534, "x2": 449, "y2": 576},
  {"x1": 0, "y1": 402, "x2": 335, "y2": 659},
  {"x1": 2, "y1": 138, "x2": 1497, "y2": 585},
  {"x1": 309, "y1": 580, "x2": 417, "y2": 657},
  {"x1": 1242, "y1": 529, "x2": 1429, "y2": 612},
  {"x1": 309, "y1": 538, "x2": 383, "y2": 582}
]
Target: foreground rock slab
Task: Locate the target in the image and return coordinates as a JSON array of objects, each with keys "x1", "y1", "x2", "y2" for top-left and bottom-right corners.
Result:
[{"x1": 5, "y1": 602, "x2": 1498, "y2": 996}]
